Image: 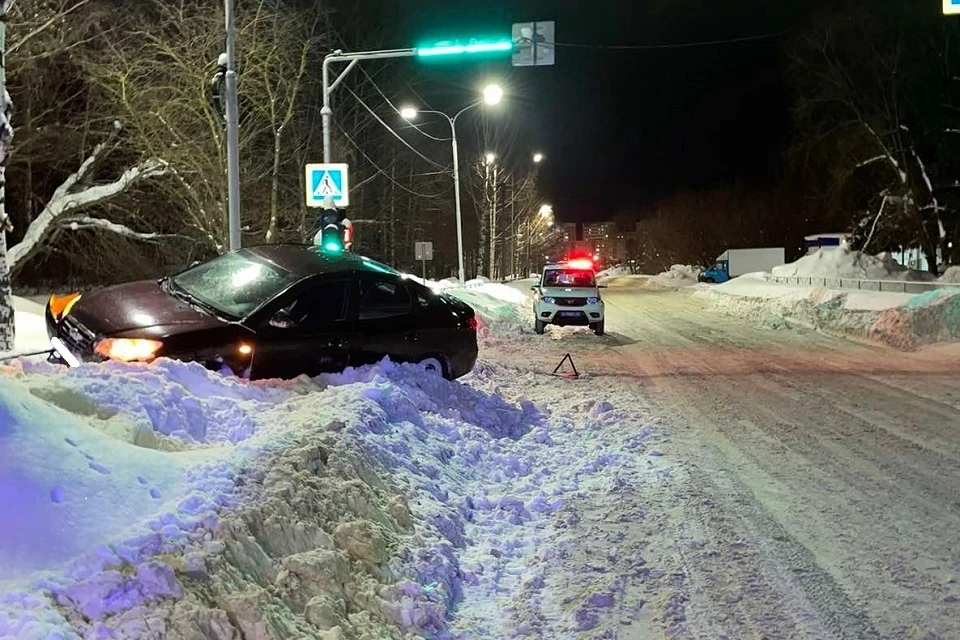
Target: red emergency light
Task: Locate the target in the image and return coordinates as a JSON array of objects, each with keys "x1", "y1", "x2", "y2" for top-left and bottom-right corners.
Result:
[{"x1": 566, "y1": 258, "x2": 594, "y2": 270}]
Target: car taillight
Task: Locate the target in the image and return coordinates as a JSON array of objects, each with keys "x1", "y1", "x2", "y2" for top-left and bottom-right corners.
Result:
[
  {"x1": 95, "y1": 338, "x2": 163, "y2": 362},
  {"x1": 467, "y1": 317, "x2": 479, "y2": 332},
  {"x1": 49, "y1": 292, "x2": 81, "y2": 321}
]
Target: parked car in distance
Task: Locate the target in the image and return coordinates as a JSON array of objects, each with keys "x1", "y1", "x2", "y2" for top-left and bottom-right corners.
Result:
[{"x1": 45, "y1": 245, "x2": 479, "y2": 380}]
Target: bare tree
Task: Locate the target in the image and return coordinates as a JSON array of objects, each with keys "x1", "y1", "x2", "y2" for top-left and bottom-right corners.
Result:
[{"x1": 0, "y1": 0, "x2": 14, "y2": 351}]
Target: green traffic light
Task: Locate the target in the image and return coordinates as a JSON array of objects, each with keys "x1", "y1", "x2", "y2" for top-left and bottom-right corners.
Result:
[
  {"x1": 416, "y1": 39, "x2": 513, "y2": 57},
  {"x1": 324, "y1": 242, "x2": 343, "y2": 252}
]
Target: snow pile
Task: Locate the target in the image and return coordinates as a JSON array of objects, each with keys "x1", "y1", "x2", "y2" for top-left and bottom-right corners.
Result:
[
  {"x1": 647, "y1": 264, "x2": 702, "y2": 289},
  {"x1": 772, "y1": 248, "x2": 934, "y2": 282},
  {"x1": 0, "y1": 339, "x2": 671, "y2": 639},
  {"x1": 938, "y1": 266, "x2": 960, "y2": 284},
  {"x1": 447, "y1": 283, "x2": 532, "y2": 345},
  {"x1": 703, "y1": 276, "x2": 960, "y2": 349},
  {"x1": 595, "y1": 265, "x2": 632, "y2": 278}
]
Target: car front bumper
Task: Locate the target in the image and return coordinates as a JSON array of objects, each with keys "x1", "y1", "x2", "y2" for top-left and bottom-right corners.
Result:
[
  {"x1": 45, "y1": 304, "x2": 102, "y2": 366},
  {"x1": 535, "y1": 302, "x2": 605, "y2": 326}
]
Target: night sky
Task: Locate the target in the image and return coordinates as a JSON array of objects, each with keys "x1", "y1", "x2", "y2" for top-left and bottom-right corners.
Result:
[{"x1": 366, "y1": 0, "x2": 827, "y2": 222}]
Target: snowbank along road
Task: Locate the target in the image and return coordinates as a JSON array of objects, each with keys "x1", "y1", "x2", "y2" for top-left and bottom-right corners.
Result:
[
  {"x1": 3, "y1": 281, "x2": 960, "y2": 639},
  {"x1": 495, "y1": 283, "x2": 960, "y2": 639}
]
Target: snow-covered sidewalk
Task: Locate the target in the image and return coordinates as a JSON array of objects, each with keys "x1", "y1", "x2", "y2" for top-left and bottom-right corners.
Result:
[{"x1": 0, "y1": 285, "x2": 678, "y2": 639}]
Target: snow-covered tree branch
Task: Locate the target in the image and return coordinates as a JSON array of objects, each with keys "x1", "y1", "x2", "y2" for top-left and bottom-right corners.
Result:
[{"x1": 6, "y1": 139, "x2": 168, "y2": 272}]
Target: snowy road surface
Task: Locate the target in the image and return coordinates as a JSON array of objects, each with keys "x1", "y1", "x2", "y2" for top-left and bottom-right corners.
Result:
[{"x1": 493, "y1": 284, "x2": 960, "y2": 639}]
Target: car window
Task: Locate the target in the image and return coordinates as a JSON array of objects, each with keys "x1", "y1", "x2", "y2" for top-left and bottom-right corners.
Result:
[
  {"x1": 281, "y1": 280, "x2": 349, "y2": 330},
  {"x1": 358, "y1": 278, "x2": 411, "y2": 320},
  {"x1": 407, "y1": 281, "x2": 440, "y2": 310},
  {"x1": 542, "y1": 269, "x2": 596, "y2": 287},
  {"x1": 171, "y1": 251, "x2": 300, "y2": 318}
]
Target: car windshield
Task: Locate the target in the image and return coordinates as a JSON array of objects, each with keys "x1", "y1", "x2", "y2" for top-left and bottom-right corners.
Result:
[
  {"x1": 169, "y1": 251, "x2": 301, "y2": 318},
  {"x1": 542, "y1": 268, "x2": 596, "y2": 288}
]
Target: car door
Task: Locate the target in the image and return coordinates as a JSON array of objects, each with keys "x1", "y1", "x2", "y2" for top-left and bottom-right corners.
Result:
[
  {"x1": 248, "y1": 278, "x2": 355, "y2": 380},
  {"x1": 352, "y1": 274, "x2": 419, "y2": 368}
]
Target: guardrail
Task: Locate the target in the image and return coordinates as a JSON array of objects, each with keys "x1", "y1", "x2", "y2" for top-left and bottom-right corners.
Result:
[{"x1": 767, "y1": 275, "x2": 960, "y2": 294}]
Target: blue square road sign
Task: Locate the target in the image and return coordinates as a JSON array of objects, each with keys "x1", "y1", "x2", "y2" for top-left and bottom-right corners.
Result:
[{"x1": 305, "y1": 163, "x2": 350, "y2": 207}]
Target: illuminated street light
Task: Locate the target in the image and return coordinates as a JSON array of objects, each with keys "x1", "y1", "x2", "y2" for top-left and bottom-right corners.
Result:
[
  {"x1": 533, "y1": 152, "x2": 544, "y2": 163},
  {"x1": 483, "y1": 84, "x2": 504, "y2": 105},
  {"x1": 485, "y1": 152, "x2": 497, "y2": 164},
  {"x1": 539, "y1": 204, "x2": 554, "y2": 217},
  {"x1": 398, "y1": 86, "x2": 503, "y2": 285}
]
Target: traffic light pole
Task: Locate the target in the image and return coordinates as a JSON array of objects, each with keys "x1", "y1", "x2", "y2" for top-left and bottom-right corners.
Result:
[{"x1": 321, "y1": 49, "x2": 416, "y2": 164}]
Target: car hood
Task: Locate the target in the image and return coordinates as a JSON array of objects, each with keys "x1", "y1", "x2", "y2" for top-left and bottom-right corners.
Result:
[
  {"x1": 539, "y1": 287, "x2": 600, "y2": 297},
  {"x1": 66, "y1": 280, "x2": 226, "y2": 336}
]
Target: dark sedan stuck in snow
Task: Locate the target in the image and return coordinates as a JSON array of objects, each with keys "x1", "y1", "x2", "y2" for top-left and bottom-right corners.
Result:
[{"x1": 44, "y1": 245, "x2": 479, "y2": 380}]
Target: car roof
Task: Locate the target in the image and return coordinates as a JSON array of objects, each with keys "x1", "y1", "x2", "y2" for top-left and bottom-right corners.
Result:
[{"x1": 244, "y1": 244, "x2": 400, "y2": 278}]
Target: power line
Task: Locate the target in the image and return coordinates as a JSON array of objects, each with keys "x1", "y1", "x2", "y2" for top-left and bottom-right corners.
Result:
[
  {"x1": 344, "y1": 85, "x2": 450, "y2": 170},
  {"x1": 336, "y1": 123, "x2": 449, "y2": 200},
  {"x1": 358, "y1": 67, "x2": 450, "y2": 142},
  {"x1": 555, "y1": 31, "x2": 784, "y2": 51}
]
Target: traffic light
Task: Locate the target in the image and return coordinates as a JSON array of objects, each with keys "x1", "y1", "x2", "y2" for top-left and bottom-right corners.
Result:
[
  {"x1": 320, "y1": 224, "x2": 343, "y2": 253},
  {"x1": 415, "y1": 38, "x2": 513, "y2": 58}
]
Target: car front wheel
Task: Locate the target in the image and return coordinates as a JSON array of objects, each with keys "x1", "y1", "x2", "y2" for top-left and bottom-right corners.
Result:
[
  {"x1": 593, "y1": 320, "x2": 605, "y2": 336},
  {"x1": 534, "y1": 319, "x2": 546, "y2": 334}
]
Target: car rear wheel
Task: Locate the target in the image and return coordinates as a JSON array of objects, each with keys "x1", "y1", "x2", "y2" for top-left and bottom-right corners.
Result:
[
  {"x1": 534, "y1": 319, "x2": 546, "y2": 334},
  {"x1": 417, "y1": 356, "x2": 449, "y2": 379}
]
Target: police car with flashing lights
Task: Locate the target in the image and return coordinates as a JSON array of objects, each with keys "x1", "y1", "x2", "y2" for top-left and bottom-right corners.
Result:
[{"x1": 531, "y1": 259, "x2": 606, "y2": 335}]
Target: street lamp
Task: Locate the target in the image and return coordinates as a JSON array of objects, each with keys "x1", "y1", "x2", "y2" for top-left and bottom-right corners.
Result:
[
  {"x1": 533, "y1": 152, "x2": 544, "y2": 163},
  {"x1": 485, "y1": 152, "x2": 497, "y2": 165},
  {"x1": 540, "y1": 204, "x2": 554, "y2": 217},
  {"x1": 400, "y1": 84, "x2": 504, "y2": 285},
  {"x1": 483, "y1": 84, "x2": 504, "y2": 105}
]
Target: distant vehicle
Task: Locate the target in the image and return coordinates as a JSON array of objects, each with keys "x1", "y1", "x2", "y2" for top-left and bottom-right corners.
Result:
[
  {"x1": 44, "y1": 245, "x2": 479, "y2": 380},
  {"x1": 531, "y1": 258, "x2": 606, "y2": 335},
  {"x1": 698, "y1": 247, "x2": 785, "y2": 284}
]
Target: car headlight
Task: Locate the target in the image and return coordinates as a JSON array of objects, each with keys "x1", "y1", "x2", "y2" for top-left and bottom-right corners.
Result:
[
  {"x1": 542, "y1": 297, "x2": 556, "y2": 304},
  {"x1": 94, "y1": 338, "x2": 163, "y2": 362},
  {"x1": 587, "y1": 297, "x2": 600, "y2": 305}
]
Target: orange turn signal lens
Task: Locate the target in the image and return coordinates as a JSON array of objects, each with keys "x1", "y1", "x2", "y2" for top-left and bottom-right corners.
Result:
[
  {"x1": 94, "y1": 338, "x2": 163, "y2": 362},
  {"x1": 49, "y1": 293, "x2": 81, "y2": 320}
]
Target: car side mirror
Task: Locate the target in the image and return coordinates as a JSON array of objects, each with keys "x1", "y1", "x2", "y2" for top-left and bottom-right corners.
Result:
[{"x1": 268, "y1": 310, "x2": 297, "y2": 329}]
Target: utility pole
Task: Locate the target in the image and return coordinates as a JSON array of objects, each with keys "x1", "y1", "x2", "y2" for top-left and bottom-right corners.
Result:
[
  {"x1": 224, "y1": 0, "x2": 241, "y2": 251},
  {"x1": 489, "y1": 162, "x2": 498, "y2": 279},
  {"x1": 0, "y1": 0, "x2": 14, "y2": 351}
]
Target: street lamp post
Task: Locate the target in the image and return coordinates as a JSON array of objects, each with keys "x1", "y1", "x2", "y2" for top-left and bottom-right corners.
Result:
[{"x1": 400, "y1": 86, "x2": 502, "y2": 285}]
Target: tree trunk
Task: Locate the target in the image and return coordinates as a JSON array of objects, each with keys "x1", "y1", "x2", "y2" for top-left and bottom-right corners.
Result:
[
  {"x1": 0, "y1": 0, "x2": 14, "y2": 352},
  {"x1": 266, "y1": 128, "x2": 281, "y2": 243}
]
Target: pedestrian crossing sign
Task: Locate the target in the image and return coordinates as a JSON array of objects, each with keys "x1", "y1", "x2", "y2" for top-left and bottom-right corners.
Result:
[{"x1": 305, "y1": 163, "x2": 350, "y2": 207}]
